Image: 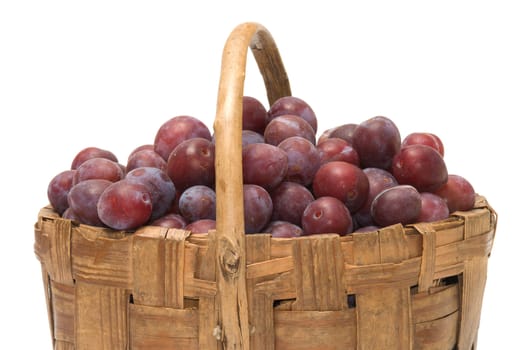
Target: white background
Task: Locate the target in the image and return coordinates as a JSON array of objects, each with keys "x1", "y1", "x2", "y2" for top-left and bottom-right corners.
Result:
[{"x1": 1, "y1": 1, "x2": 524, "y2": 348}]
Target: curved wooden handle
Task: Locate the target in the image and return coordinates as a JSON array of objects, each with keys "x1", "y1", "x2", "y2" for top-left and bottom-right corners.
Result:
[{"x1": 213, "y1": 22, "x2": 291, "y2": 349}]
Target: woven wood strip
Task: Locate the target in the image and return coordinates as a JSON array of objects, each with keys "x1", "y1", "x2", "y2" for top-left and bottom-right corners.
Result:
[
  {"x1": 246, "y1": 255, "x2": 294, "y2": 279},
  {"x1": 129, "y1": 304, "x2": 199, "y2": 349},
  {"x1": 456, "y1": 206, "x2": 495, "y2": 350},
  {"x1": 72, "y1": 226, "x2": 132, "y2": 288},
  {"x1": 412, "y1": 284, "x2": 459, "y2": 324},
  {"x1": 49, "y1": 218, "x2": 73, "y2": 283},
  {"x1": 50, "y1": 281, "x2": 75, "y2": 343},
  {"x1": 458, "y1": 258, "x2": 489, "y2": 350},
  {"x1": 412, "y1": 222, "x2": 437, "y2": 292},
  {"x1": 252, "y1": 269, "x2": 296, "y2": 300},
  {"x1": 344, "y1": 257, "x2": 421, "y2": 293},
  {"x1": 34, "y1": 213, "x2": 52, "y2": 267},
  {"x1": 317, "y1": 235, "x2": 347, "y2": 310},
  {"x1": 352, "y1": 225, "x2": 412, "y2": 349},
  {"x1": 458, "y1": 207, "x2": 494, "y2": 241},
  {"x1": 197, "y1": 297, "x2": 220, "y2": 349},
  {"x1": 357, "y1": 289, "x2": 413, "y2": 349},
  {"x1": 274, "y1": 309, "x2": 357, "y2": 349},
  {"x1": 165, "y1": 229, "x2": 190, "y2": 308},
  {"x1": 414, "y1": 310, "x2": 459, "y2": 349},
  {"x1": 196, "y1": 230, "x2": 217, "y2": 280},
  {"x1": 132, "y1": 228, "x2": 166, "y2": 306},
  {"x1": 246, "y1": 234, "x2": 274, "y2": 350},
  {"x1": 291, "y1": 235, "x2": 347, "y2": 311},
  {"x1": 131, "y1": 228, "x2": 191, "y2": 308},
  {"x1": 379, "y1": 224, "x2": 411, "y2": 263},
  {"x1": 433, "y1": 229, "x2": 493, "y2": 276},
  {"x1": 183, "y1": 241, "x2": 218, "y2": 298},
  {"x1": 184, "y1": 275, "x2": 218, "y2": 298},
  {"x1": 198, "y1": 230, "x2": 220, "y2": 349},
  {"x1": 39, "y1": 264, "x2": 54, "y2": 346},
  {"x1": 74, "y1": 282, "x2": 128, "y2": 350}
]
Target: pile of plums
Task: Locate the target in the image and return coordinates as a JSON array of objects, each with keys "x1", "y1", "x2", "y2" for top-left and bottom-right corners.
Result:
[{"x1": 47, "y1": 95, "x2": 476, "y2": 237}]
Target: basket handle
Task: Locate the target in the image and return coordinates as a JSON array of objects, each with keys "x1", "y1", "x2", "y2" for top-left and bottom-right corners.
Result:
[{"x1": 213, "y1": 22, "x2": 290, "y2": 349}]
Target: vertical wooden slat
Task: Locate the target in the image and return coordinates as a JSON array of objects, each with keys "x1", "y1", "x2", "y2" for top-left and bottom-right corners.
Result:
[
  {"x1": 457, "y1": 209, "x2": 494, "y2": 350},
  {"x1": 412, "y1": 223, "x2": 437, "y2": 293},
  {"x1": 40, "y1": 264, "x2": 55, "y2": 346},
  {"x1": 132, "y1": 229, "x2": 166, "y2": 306},
  {"x1": 198, "y1": 297, "x2": 221, "y2": 349},
  {"x1": 51, "y1": 281, "x2": 75, "y2": 343},
  {"x1": 356, "y1": 288, "x2": 412, "y2": 349},
  {"x1": 133, "y1": 228, "x2": 190, "y2": 308},
  {"x1": 291, "y1": 235, "x2": 347, "y2": 311},
  {"x1": 378, "y1": 225, "x2": 410, "y2": 263},
  {"x1": 246, "y1": 234, "x2": 274, "y2": 350},
  {"x1": 36, "y1": 215, "x2": 76, "y2": 348},
  {"x1": 458, "y1": 258, "x2": 488, "y2": 350},
  {"x1": 352, "y1": 225, "x2": 413, "y2": 350},
  {"x1": 198, "y1": 230, "x2": 221, "y2": 349},
  {"x1": 291, "y1": 238, "x2": 316, "y2": 310},
  {"x1": 75, "y1": 281, "x2": 128, "y2": 350},
  {"x1": 321, "y1": 236, "x2": 347, "y2": 310},
  {"x1": 49, "y1": 218, "x2": 73, "y2": 283},
  {"x1": 165, "y1": 229, "x2": 190, "y2": 308}
]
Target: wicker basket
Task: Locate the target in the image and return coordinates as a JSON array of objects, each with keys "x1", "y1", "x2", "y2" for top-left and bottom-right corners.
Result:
[{"x1": 34, "y1": 22, "x2": 497, "y2": 350}]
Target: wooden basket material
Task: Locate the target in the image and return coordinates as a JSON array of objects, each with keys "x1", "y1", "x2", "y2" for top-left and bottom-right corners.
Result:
[{"x1": 34, "y1": 22, "x2": 497, "y2": 350}]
